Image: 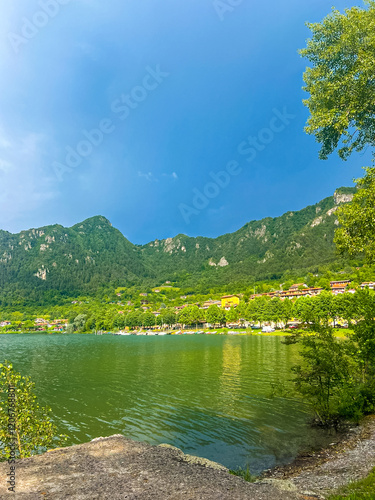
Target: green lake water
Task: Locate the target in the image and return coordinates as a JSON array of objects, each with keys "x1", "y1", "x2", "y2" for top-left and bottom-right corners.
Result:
[{"x1": 0, "y1": 334, "x2": 335, "y2": 473}]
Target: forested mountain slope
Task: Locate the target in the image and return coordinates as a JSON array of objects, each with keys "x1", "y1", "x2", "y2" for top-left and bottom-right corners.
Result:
[
  {"x1": 0, "y1": 216, "x2": 149, "y2": 299},
  {"x1": 140, "y1": 188, "x2": 355, "y2": 282},
  {"x1": 0, "y1": 188, "x2": 355, "y2": 299}
]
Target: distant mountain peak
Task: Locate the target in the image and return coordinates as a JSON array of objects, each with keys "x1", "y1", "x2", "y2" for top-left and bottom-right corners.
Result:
[{"x1": 72, "y1": 216, "x2": 112, "y2": 230}]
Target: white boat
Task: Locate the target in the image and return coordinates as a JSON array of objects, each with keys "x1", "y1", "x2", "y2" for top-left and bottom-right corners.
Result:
[{"x1": 262, "y1": 326, "x2": 275, "y2": 333}]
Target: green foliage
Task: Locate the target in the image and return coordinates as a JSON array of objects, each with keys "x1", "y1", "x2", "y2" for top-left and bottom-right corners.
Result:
[
  {"x1": 178, "y1": 305, "x2": 203, "y2": 327},
  {"x1": 335, "y1": 167, "x2": 375, "y2": 262},
  {"x1": 0, "y1": 362, "x2": 67, "y2": 460},
  {"x1": 286, "y1": 302, "x2": 375, "y2": 427},
  {"x1": 206, "y1": 305, "x2": 223, "y2": 326},
  {"x1": 73, "y1": 314, "x2": 87, "y2": 332},
  {"x1": 300, "y1": 2, "x2": 375, "y2": 160},
  {"x1": 287, "y1": 326, "x2": 356, "y2": 426},
  {"x1": 226, "y1": 307, "x2": 239, "y2": 323},
  {"x1": 328, "y1": 467, "x2": 375, "y2": 500},
  {"x1": 229, "y1": 466, "x2": 258, "y2": 483},
  {"x1": 159, "y1": 308, "x2": 177, "y2": 327}
]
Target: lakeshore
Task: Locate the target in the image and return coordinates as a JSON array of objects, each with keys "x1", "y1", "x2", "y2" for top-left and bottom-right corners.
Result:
[
  {"x1": 1, "y1": 331, "x2": 372, "y2": 498},
  {"x1": 0, "y1": 327, "x2": 351, "y2": 339},
  {"x1": 262, "y1": 414, "x2": 375, "y2": 498},
  {"x1": 1, "y1": 418, "x2": 374, "y2": 499},
  {"x1": 0, "y1": 333, "x2": 336, "y2": 473}
]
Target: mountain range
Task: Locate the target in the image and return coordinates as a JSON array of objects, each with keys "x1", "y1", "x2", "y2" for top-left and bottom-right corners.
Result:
[{"x1": 0, "y1": 187, "x2": 356, "y2": 301}]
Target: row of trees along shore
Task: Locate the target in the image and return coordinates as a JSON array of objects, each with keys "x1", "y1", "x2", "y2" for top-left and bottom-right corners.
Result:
[
  {"x1": 0, "y1": 288, "x2": 374, "y2": 333},
  {"x1": 60, "y1": 289, "x2": 374, "y2": 332}
]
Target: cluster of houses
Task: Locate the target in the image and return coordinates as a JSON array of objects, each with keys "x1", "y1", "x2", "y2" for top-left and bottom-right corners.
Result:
[
  {"x1": 250, "y1": 280, "x2": 375, "y2": 301},
  {"x1": 0, "y1": 318, "x2": 68, "y2": 331},
  {"x1": 173, "y1": 280, "x2": 375, "y2": 314},
  {"x1": 131, "y1": 280, "x2": 375, "y2": 320},
  {"x1": 33, "y1": 318, "x2": 68, "y2": 331}
]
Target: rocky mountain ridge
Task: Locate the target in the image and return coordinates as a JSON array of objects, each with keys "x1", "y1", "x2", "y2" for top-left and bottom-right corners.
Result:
[{"x1": 0, "y1": 188, "x2": 355, "y2": 297}]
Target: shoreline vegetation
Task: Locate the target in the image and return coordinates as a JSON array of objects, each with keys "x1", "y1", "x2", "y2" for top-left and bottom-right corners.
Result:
[{"x1": 0, "y1": 327, "x2": 351, "y2": 339}]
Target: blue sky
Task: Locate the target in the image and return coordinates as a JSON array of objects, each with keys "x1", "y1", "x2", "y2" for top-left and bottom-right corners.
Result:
[{"x1": 0, "y1": 0, "x2": 371, "y2": 244}]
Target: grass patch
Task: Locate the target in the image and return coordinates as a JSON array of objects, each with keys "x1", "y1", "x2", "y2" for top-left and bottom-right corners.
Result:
[
  {"x1": 327, "y1": 467, "x2": 375, "y2": 499},
  {"x1": 333, "y1": 328, "x2": 354, "y2": 339},
  {"x1": 229, "y1": 466, "x2": 258, "y2": 483}
]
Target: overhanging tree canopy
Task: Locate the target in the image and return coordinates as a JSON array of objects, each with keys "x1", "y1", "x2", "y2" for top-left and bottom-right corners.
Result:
[
  {"x1": 335, "y1": 167, "x2": 375, "y2": 261},
  {"x1": 300, "y1": 1, "x2": 375, "y2": 160}
]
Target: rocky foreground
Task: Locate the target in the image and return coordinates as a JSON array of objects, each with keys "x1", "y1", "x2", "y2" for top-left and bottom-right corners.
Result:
[{"x1": 1, "y1": 418, "x2": 375, "y2": 500}]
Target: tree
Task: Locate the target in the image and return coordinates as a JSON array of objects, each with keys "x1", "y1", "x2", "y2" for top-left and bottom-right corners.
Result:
[
  {"x1": 335, "y1": 167, "x2": 375, "y2": 262},
  {"x1": 125, "y1": 311, "x2": 141, "y2": 329},
  {"x1": 266, "y1": 298, "x2": 284, "y2": 325},
  {"x1": 178, "y1": 305, "x2": 202, "y2": 328},
  {"x1": 189, "y1": 305, "x2": 203, "y2": 329},
  {"x1": 206, "y1": 305, "x2": 222, "y2": 326},
  {"x1": 177, "y1": 308, "x2": 190, "y2": 325},
  {"x1": 285, "y1": 327, "x2": 356, "y2": 426},
  {"x1": 23, "y1": 320, "x2": 35, "y2": 331},
  {"x1": 294, "y1": 296, "x2": 317, "y2": 325},
  {"x1": 316, "y1": 291, "x2": 336, "y2": 326},
  {"x1": 246, "y1": 297, "x2": 268, "y2": 324},
  {"x1": 351, "y1": 289, "x2": 375, "y2": 381},
  {"x1": 236, "y1": 301, "x2": 247, "y2": 325},
  {"x1": 159, "y1": 308, "x2": 176, "y2": 328},
  {"x1": 66, "y1": 324, "x2": 74, "y2": 334},
  {"x1": 73, "y1": 314, "x2": 87, "y2": 332},
  {"x1": 300, "y1": 2, "x2": 375, "y2": 160},
  {"x1": 112, "y1": 314, "x2": 126, "y2": 330},
  {"x1": 143, "y1": 312, "x2": 156, "y2": 328},
  {"x1": 217, "y1": 309, "x2": 227, "y2": 327},
  {"x1": 280, "y1": 299, "x2": 294, "y2": 328},
  {"x1": 226, "y1": 307, "x2": 239, "y2": 324},
  {"x1": 334, "y1": 293, "x2": 355, "y2": 324},
  {"x1": 0, "y1": 362, "x2": 67, "y2": 461}
]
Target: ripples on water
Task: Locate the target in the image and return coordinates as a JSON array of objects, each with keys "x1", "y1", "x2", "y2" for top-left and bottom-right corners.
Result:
[{"x1": 0, "y1": 334, "x2": 335, "y2": 472}]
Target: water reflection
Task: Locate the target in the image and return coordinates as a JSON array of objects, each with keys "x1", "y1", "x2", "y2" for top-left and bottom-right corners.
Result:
[{"x1": 0, "y1": 334, "x2": 333, "y2": 472}]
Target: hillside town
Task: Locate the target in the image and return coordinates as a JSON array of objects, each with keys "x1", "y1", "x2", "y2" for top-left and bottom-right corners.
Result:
[{"x1": 1, "y1": 280, "x2": 374, "y2": 333}]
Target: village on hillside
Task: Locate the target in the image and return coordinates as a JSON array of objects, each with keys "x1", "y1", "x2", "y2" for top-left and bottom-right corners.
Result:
[{"x1": 1, "y1": 280, "x2": 374, "y2": 334}]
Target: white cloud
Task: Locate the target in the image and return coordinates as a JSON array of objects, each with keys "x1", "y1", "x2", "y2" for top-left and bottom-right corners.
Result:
[
  {"x1": 162, "y1": 171, "x2": 178, "y2": 180},
  {"x1": 138, "y1": 171, "x2": 158, "y2": 182},
  {"x1": 138, "y1": 171, "x2": 179, "y2": 183}
]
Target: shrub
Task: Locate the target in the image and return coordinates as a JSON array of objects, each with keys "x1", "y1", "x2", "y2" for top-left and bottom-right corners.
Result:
[{"x1": 0, "y1": 361, "x2": 67, "y2": 460}]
